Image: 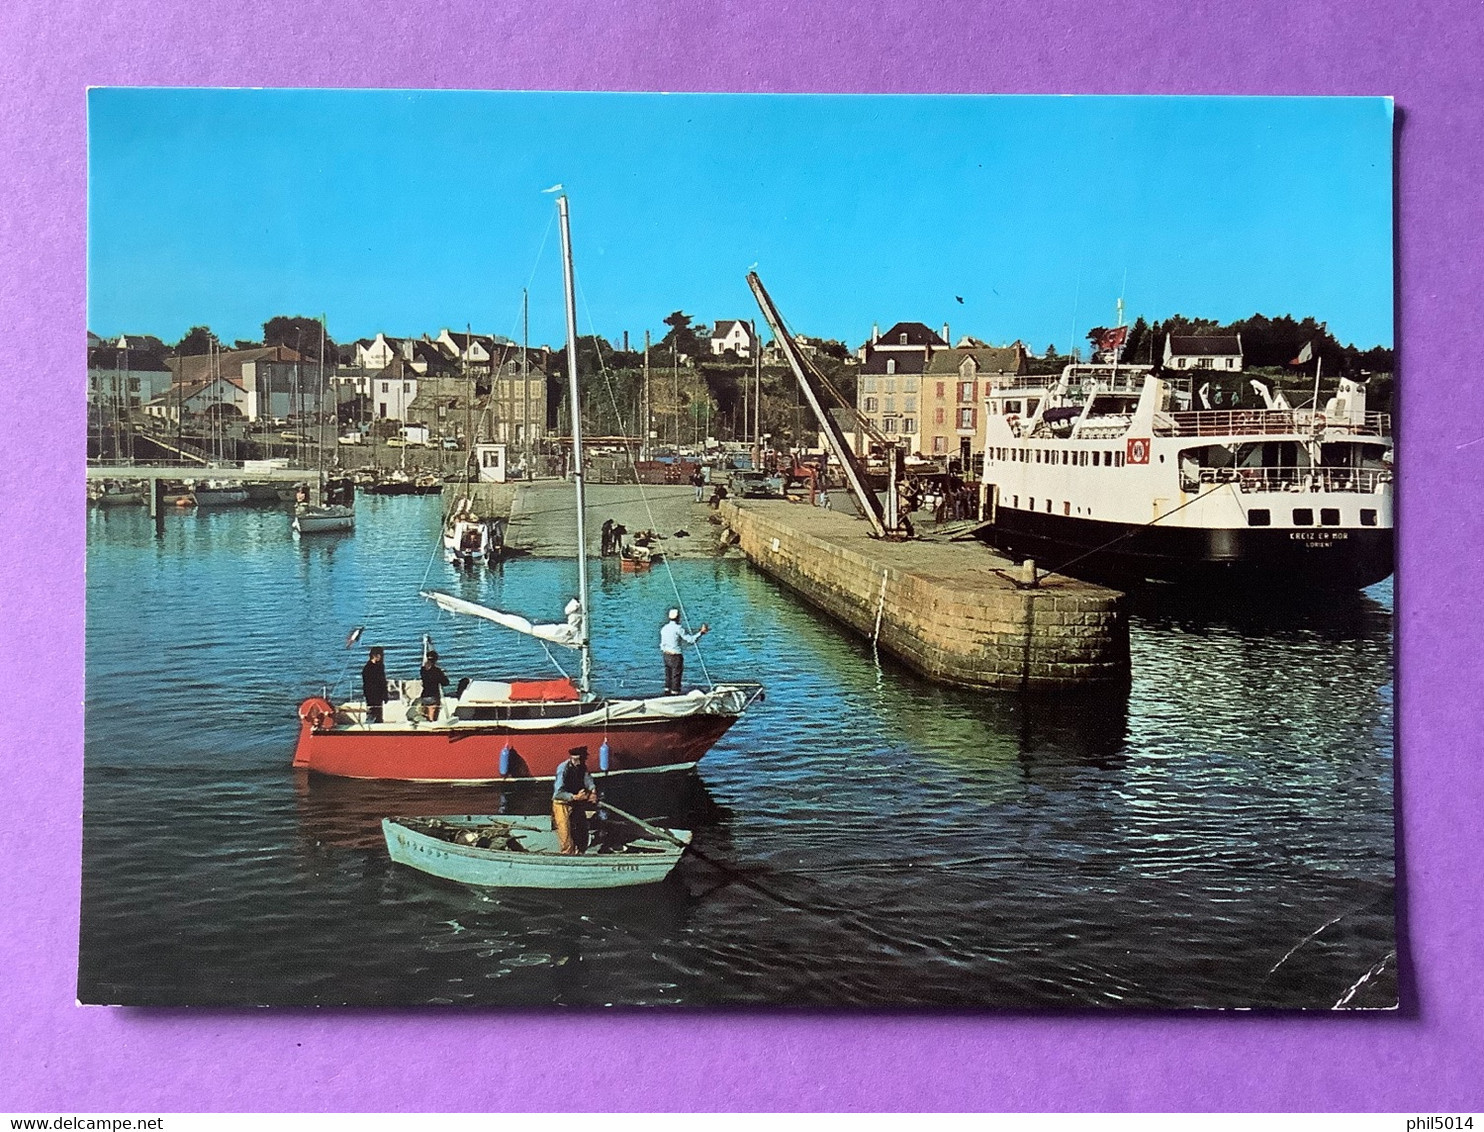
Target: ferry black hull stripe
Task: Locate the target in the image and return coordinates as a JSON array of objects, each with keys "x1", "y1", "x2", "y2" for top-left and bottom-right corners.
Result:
[{"x1": 978, "y1": 510, "x2": 1394, "y2": 587}]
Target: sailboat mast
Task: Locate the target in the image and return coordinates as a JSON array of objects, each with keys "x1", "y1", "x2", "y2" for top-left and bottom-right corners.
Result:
[
  {"x1": 557, "y1": 194, "x2": 592, "y2": 693},
  {"x1": 317, "y1": 315, "x2": 326, "y2": 505}
]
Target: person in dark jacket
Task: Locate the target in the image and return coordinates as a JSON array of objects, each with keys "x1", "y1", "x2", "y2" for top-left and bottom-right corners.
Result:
[
  {"x1": 419, "y1": 650, "x2": 450, "y2": 721},
  {"x1": 361, "y1": 646, "x2": 389, "y2": 723},
  {"x1": 551, "y1": 746, "x2": 599, "y2": 854}
]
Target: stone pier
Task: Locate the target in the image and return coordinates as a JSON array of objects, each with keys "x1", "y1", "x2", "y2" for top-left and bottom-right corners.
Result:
[{"x1": 721, "y1": 499, "x2": 1128, "y2": 690}]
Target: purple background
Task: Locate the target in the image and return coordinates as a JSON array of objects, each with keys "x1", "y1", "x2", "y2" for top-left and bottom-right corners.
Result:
[{"x1": 2, "y1": 0, "x2": 1479, "y2": 1112}]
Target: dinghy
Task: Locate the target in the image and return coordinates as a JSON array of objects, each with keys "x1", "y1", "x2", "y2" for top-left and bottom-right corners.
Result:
[{"x1": 382, "y1": 813, "x2": 691, "y2": 889}]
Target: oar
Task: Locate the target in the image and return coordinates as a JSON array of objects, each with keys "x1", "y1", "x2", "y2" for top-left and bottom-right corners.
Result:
[
  {"x1": 597, "y1": 800, "x2": 810, "y2": 912},
  {"x1": 596, "y1": 800, "x2": 687, "y2": 848}
]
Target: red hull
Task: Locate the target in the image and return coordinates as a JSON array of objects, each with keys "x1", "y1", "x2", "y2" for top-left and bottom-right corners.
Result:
[{"x1": 292, "y1": 715, "x2": 738, "y2": 783}]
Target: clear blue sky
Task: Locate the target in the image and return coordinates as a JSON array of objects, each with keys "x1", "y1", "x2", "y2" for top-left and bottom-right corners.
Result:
[{"x1": 88, "y1": 91, "x2": 1394, "y2": 352}]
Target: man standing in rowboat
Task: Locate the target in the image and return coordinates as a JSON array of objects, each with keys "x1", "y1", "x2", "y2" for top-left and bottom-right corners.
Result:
[
  {"x1": 552, "y1": 746, "x2": 599, "y2": 855},
  {"x1": 660, "y1": 608, "x2": 709, "y2": 695}
]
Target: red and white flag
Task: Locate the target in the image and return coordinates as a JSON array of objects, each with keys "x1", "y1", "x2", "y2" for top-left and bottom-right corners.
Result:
[
  {"x1": 1291, "y1": 341, "x2": 1314, "y2": 366},
  {"x1": 1094, "y1": 326, "x2": 1129, "y2": 351}
]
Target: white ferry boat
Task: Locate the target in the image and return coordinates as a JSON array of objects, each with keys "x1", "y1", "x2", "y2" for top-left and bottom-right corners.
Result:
[{"x1": 976, "y1": 363, "x2": 1393, "y2": 587}]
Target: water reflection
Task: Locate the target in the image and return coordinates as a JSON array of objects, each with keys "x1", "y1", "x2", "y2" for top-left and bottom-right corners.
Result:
[{"x1": 83, "y1": 495, "x2": 1395, "y2": 1007}]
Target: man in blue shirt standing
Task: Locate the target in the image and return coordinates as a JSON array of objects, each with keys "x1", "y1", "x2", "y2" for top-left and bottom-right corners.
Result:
[
  {"x1": 552, "y1": 746, "x2": 598, "y2": 855},
  {"x1": 660, "y1": 608, "x2": 709, "y2": 695}
]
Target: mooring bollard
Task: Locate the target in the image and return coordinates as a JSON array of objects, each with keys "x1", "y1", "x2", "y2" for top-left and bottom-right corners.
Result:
[{"x1": 1020, "y1": 558, "x2": 1038, "y2": 587}]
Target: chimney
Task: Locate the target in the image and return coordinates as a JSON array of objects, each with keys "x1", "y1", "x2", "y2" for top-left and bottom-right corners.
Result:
[
  {"x1": 942, "y1": 323, "x2": 950, "y2": 345},
  {"x1": 871, "y1": 323, "x2": 880, "y2": 344},
  {"x1": 623, "y1": 330, "x2": 630, "y2": 352}
]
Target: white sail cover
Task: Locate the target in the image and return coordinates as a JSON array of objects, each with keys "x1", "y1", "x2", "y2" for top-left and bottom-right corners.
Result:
[{"x1": 421, "y1": 590, "x2": 584, "y2": 650}]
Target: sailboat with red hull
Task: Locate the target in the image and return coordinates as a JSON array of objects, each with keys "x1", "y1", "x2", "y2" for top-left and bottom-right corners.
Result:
[{"x1": 293, "y1": 194, "x2": 762, "y2": 783}]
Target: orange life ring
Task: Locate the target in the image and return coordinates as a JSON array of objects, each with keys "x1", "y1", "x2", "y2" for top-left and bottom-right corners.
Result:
[
  {"x1": 298, "y1": 696, "x2": 336, "y2": 730},
  {"x1": 1312, "y1": 412, "x2": 1327, "y2": 434}
]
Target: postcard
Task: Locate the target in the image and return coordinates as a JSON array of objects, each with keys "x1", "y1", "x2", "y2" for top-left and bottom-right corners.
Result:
[{"x1": 81, "y1": 90, "x2": 1394, "y2": 1008}]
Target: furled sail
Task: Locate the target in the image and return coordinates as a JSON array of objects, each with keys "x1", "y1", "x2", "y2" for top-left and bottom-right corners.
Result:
[{"x1": 420, "y1": 590, "x2": 584, "y2": 649}]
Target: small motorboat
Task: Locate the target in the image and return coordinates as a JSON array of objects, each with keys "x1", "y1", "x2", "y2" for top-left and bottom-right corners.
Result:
[
  {"x1": 293, "y1": 476, "x2": 356, "y2": 535},
  {"x1": 190, "y1": 479, "x2": 249, "y2": 506},
  {"x1": 382, "y1": 813, "x2": 691, "y2": 889},
  {"x1": 88, "y1": 479, "x2": 146, "y2": 507},
  {"x1": 442, "y1": 497, "x2": 502, "y2": 565}
]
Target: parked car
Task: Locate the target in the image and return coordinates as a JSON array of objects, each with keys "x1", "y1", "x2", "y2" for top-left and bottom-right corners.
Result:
[
  {"x1": 441, "y1": 437, "x2": 461, "y2": 450},
  {"x1": 385, "y1": 437, "x2": 407, "y2": 448}
]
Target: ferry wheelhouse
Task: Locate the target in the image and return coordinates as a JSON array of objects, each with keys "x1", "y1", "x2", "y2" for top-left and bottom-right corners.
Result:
[{"x1": 977, "y1": 363, "x2": 1393, "y2": 587}]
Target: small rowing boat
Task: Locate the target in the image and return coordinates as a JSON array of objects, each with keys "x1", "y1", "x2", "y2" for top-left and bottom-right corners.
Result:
[{"x1": 382, "y1": 813, "x2": 691, "y2": 888}]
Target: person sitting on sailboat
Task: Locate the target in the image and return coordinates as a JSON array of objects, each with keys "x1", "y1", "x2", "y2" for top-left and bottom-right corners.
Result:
[
  {"x1": 419, "y1": 650, "x2": 451, "y2": 721},
  {"x1": 552, "y1": 746, "x2": 599, "y2": 855},
  {"x1": 660, "y1": 609, "x2": 709, "y2": 695}
]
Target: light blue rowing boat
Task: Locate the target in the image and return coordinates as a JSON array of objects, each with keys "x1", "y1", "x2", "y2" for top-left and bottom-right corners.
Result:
[{"x1": 381, "y1": 813, "x2": 691, "y2": 889}]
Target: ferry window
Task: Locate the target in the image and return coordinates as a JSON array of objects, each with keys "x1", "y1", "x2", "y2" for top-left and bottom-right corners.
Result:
[
  {"x1": 1360, "y1": 509, "x2": 1378, "y2": 526},
  {"x1": 1248, "y1": 509, "x2": 1271, "y2": 526},
  {"x1": 1013, "y1": 496, "x2": 1019, "y2": 508},
  {"x1": 1293, "y1": 508, "x2": 1314, "y2": 526},
  {"x1": 1005, "y1": 400, "x2": 1022, "y2": 415},
  {"x1": 1029, "y1": 498, "x2": 1034, "y2": 510},
  {"x1": 1063, "y1": 501, "x2": 1070, "y2": 516},
  {"x1": 1062, "y1": 451, "x2": 1069, "y2": 465},
  {"x1": 1092, "y1": 451, "x2": 1101, "y2": 467},
  {"x1": 1045, "y1": 499, "x2": 1053, "y2": 513},
  {"x1": 1320, "y1": 508, "x2": 1340, "y2": 526}
]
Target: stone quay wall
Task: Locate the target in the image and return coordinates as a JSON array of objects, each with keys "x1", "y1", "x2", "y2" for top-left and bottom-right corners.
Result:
[{"x1": 721, "y1": 500, "x2": 1128, "y2": 690}]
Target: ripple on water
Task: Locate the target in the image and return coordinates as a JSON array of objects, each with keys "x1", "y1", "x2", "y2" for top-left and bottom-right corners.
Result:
[{"x1": 81, "y1": 500, "x2": 1395, "y2": 1007}]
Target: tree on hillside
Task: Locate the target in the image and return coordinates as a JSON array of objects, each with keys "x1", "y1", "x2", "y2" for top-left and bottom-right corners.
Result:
[
  {"x1": 174, "y1": 326, "x2": 220, "y2": 356},
  {"x1": 263, "y1": 315, "x2": 335, "y2": 361},
  {"x1": 234, "y1": 339, "x2": 262, "y2": 350},
  {"x1": 658, "y1": 310, "x2": 705, "y2": 360}
]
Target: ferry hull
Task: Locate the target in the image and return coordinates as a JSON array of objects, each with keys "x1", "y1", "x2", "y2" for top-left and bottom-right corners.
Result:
[
  {"x1": 292, "y1": 714, "x2": 738, "y2": 783},
  {"x1": 978, "y1": 510, "x2": 1394, "y2": 588}
]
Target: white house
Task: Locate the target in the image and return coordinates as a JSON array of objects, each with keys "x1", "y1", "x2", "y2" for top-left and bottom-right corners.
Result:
[
  {"x1": 369, "y1": 359, "x2": 418, "y2": 422},
  {"x1": 176, "y1": 374, "x2": 249, "y2": 419},
  {"x1": 1164, "y1": 334, "x2": 1243, "y2": 372},
  {"x1": 87, "y1": 346, "x2": 173, "y2": 409},
  {"x1": 434, "y1": 329, "x2": 512, "y2": 372},
  {"x1": 355, "y1": 334, "x2": 401, "y2": 372},
  {"x1": 710, "y1": 319, "x2": 755, "y2": 359},
  {"x1": 354, "y1": 333, "x2": 450, "y2": 375}
]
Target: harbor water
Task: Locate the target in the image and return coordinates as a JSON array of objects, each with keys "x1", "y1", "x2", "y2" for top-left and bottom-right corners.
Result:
[{"x1": 81, "y1": 495, "x2": 1396, "y2": 1007}]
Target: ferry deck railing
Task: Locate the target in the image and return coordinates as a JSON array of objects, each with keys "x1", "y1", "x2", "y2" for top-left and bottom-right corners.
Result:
[
  {"x1": 1196, "y1": 467, "x2": 1393, "y2": 494},
  {"x1": 1157, "y1": 410, "x2": 1392, "y2": 438}
]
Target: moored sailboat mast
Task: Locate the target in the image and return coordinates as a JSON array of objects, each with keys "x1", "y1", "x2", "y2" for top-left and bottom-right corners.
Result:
[{"x1": 557, "y1": 193, "x2": 592, "y2": 695}]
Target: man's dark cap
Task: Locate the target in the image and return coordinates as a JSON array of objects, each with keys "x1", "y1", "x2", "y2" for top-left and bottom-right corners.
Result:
[{"x1": 567, "y1": 745, "x2": 589, "y2": 759}]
